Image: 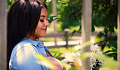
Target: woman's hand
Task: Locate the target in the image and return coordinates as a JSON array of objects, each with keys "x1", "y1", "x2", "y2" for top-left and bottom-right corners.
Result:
[{"x1": 48, "y1": 57, "x2": 63, "y2": 70}]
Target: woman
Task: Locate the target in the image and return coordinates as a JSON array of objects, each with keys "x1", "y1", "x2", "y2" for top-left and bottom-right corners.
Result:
[{"x1": 7, "y1": 0, "x2": 62, "y2": 70}]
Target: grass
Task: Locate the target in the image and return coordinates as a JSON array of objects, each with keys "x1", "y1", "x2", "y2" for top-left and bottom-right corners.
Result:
[
  {"x1": 48, "y1": 46, "x2": 77, "y2": 58},
  {"x1": 48, "y1": 45, "x2": 112, "y2": 58},
  {"x1": 39, "y1": 37, "x2": 64, "y2": 42}
]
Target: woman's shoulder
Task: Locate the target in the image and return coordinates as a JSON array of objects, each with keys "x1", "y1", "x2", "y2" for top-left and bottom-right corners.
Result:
[
  {"x1": 9, "y1": 41, "x2": 51, "y2": 70},
  {"x1": 14, "y1": 39, "x2": 34, "y2": 51},
  {"x1": 10, "y1": 39, "x2": 36, "y2": 59},
  {"x1": 13, "y1": 37, "x2": 39, "y2": 51}
]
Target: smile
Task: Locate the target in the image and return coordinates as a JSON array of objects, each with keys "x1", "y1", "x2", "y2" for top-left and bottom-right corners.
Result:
[{"x1": 41, "y1": 29, "x2": 47, "y2": 31}]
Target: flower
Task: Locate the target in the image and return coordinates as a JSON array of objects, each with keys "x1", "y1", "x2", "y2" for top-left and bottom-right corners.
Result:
[{"x1": 62, "y1": 44, "x2": 105, "y2": 70}]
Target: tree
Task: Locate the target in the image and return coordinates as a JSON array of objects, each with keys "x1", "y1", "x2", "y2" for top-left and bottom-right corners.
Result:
[{"x1": 58, "y1": 0, "x2": 118, "y2": 60}]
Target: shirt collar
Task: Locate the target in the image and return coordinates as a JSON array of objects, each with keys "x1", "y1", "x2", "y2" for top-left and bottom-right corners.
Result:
[{"x1": 22, "y1": 38, "x2": 44, "y2": 46}]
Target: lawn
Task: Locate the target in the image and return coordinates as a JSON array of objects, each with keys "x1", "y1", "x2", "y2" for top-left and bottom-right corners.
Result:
[
  {"x1": 48, "y1": 46, "x2": 77, "y2": 58},
  {"x1": 48, "y1": 45, "x2": 112, "y2": 58}
]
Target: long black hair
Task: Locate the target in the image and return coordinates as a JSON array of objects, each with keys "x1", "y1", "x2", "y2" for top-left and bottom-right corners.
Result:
[{"x1": 7, "y1": 0, "x2": 47, "y2": 69}]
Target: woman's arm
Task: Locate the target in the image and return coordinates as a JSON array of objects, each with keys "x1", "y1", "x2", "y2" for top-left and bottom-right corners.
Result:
[{"x1": 46, "y1": 52, "x2": 63, "y2": 70}]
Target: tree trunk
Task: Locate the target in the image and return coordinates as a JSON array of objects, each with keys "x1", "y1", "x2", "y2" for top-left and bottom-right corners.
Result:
[
  {"x1": 117, "y1": 0, "x2": 120, "y2": 70},
  {"x1": 81, "y1": 0, "x2": 92, "y2": 70},
  {"x1": 0, "y1": 0, "x2": 7, "y2": 70},
  {"x1": 52, "y1": 0, "x2": 57, "y2": 47}
]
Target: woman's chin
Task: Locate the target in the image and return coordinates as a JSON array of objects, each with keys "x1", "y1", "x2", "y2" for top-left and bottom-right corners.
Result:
[{"x1": 39, "y1": 34, "x2": 46, "y2": 37}]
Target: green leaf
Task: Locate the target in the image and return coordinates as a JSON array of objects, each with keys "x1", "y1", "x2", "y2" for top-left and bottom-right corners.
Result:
[
  {"x1": 61, "y1": 62, "x2": 71, "y2": 69},
  {"x1": 81, "y1": 52, "x2": 118, "y2": 70},
  {"x1": 74, "y1": 37, "x2": 102, "y2": 50},
  {"x1": 47, "y1": 16, "x2": 56, "y2": 23},
  {"x1": 35, "y1": 53, "x2": 56, "y2": 70},
  {"x1": 104, "y1": 49, "x2": 117, "y2": 54},
  {"x1": 97, "y1": 32, "x2": 104, "y2": 38}
]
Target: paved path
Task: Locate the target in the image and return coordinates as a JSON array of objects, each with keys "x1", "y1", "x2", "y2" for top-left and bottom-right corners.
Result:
[
  {"x1": 44, "y1": 40, "x2": 82, "y2": 48},
  {"x1": 44, "y1": 36, "x2": 95, "y2": 48}
]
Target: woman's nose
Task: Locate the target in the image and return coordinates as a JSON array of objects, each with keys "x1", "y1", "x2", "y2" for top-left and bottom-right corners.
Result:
[{"x1": 45, "y1": 21, "x2": 49, "y2": 27}]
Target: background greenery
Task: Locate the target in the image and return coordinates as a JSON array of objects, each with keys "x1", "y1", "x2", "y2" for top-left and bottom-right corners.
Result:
[
  {"x1": 7, "y1": 0, "x2": 118, "y2": 68},
  {"x1": 42, "y1": 0, "x2": 118, "y2": 61}
]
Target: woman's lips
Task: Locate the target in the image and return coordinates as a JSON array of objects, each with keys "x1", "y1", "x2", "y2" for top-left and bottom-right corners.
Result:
[{"x1": 41, "y1": 29, "x2": 47, "y2": 31}]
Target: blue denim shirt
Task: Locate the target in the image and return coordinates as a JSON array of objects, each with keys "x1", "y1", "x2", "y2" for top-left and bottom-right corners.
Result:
[{"x1": 9, "y1": 38, "x2": 53, "y2": 70}]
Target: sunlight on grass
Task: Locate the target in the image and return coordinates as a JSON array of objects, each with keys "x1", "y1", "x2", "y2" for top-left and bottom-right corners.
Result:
[
  {"x1": 39, "y1": 37, "x2": 64, "y2": 42},
  {"x1": 48, "y1": 47, "x2": 77, "y2": 57}
]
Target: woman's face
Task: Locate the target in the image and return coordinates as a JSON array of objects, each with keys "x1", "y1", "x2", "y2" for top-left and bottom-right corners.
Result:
[
  {"x1": 34, "y1": 7, "x2": 49, "y2": 37},
  {"x1": 26, "y1": 7, "x2": 49, "y2": 40}
]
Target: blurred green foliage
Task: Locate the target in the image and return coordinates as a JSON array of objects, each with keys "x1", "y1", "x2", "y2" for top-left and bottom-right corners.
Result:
[
  {"x1": 57, "y1": 0, "x2": 118, "y2": 61},
  {"x1": 49, "y1": 46, "x2": 77, "y2": 58},
  {"x1": 82, "y1": 52, "x2": 118, "y2": 70},
  {"x1": 57, "y1": 0, "x2": 118, "y2": 31},
  {"x1": 36, "y1": 38, "x2": 118, "y2": 70},
  {"x1": 92, "y1": 0, "x2": 117, "y2": 61},
  {"x1": 35, "y1": 53, "x2": 56, "y2": 70},
  {"x1": 58, "y1": 0, "x2": 82, "y2": 30},
  {"x1": 7, "y1": 0, "x2": 118, "y2": 61},
  {"x1": 7, "y1": 0, "x2": 15, "y2": 8}
]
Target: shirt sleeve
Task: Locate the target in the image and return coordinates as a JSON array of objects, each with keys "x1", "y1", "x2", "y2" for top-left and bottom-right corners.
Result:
[{"x1": 9, "y1": 45, "x2": 51, "y2": 70}]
